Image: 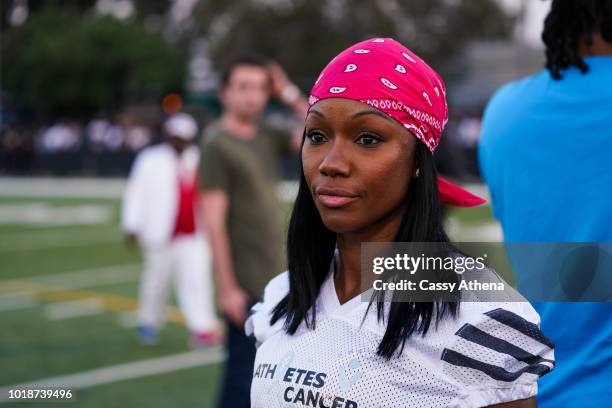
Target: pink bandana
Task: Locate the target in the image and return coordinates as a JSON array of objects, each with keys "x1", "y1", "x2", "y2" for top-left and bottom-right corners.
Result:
[{"x1": 308, "y1": 38, "x2": 486, "y2": 207}]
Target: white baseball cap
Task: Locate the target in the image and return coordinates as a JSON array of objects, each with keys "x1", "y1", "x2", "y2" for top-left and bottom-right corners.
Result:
[{"x1": 164, "y1": 113, "x2": 198, "y2": 140}]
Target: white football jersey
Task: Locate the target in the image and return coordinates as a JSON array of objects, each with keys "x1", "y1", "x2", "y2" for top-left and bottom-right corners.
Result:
[{"x1": 245, "y1": 253, "x2": 555, "y2": 408}]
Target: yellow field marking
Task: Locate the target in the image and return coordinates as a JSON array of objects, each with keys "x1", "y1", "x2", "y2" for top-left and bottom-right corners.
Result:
[{"x1": 0, "y1": 280, "x2": 186, "y2": 326}]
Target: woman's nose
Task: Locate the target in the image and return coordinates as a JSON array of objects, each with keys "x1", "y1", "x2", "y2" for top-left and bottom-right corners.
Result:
[{"x1": 318, "y1": 139, "x2": 350, "y2": 177}]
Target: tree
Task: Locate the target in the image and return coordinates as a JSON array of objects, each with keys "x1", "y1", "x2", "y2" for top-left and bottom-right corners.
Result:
[
  {"x1": 192, "y1": 0, "x2": 514, "y2": 88},
  {"x1": 1, "y1": 7, "x2": 186, "y2": 121}
]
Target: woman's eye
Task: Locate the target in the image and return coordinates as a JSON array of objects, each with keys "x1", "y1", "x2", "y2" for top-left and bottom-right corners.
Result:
[
  {"x1": 356, "y1": 133, "x2": 382, "y2": 146},
  {"x1": 306, "y1": 131, "x2": 327, "y2": 145}
]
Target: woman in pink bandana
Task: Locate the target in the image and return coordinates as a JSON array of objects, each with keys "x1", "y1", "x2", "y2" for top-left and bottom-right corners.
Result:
[{"x1": 246, "y1": 39, "x2": 554, "y2": 408}]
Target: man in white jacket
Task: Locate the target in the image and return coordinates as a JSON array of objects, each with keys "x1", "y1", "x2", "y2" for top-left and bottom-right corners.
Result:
[{"x1": 122, "y1": 112, "x2": 218, "y2": 346}]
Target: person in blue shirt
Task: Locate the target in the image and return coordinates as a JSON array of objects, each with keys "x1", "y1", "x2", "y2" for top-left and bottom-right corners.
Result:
[{"x1": 479, "y1": 1, "x2": 612, "y2": 406}]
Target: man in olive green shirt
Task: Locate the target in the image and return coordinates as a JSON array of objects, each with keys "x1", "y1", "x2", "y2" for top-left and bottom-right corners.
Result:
[{"x1": 199, "y1": 55, "x2": 307, "y2": 408}]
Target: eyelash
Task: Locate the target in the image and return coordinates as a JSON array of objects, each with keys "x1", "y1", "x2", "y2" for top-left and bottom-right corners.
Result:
[
  {"x1": 305, "y1": 131, "x2": 384, "y2": 146},
  {"x1": 305, "y1": 130, "x2": 327, "y2": 145},
  {"x1": 356, "y1": 132, "x2": 383, "y2": 146}
]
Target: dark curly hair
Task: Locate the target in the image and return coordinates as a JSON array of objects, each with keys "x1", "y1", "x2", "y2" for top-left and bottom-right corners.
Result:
[{"x1": 542, "y1": 0, "x2": 612, "y2": 80}]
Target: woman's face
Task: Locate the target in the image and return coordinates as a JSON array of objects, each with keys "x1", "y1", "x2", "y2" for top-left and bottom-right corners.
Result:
[{"x1": 303, "y1": 98, "x2": 418, "y2": 234}]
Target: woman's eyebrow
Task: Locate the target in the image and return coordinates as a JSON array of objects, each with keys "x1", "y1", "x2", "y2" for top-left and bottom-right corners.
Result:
[
  {"x1": 308, "y1": 109, "x2": 325, "y2": 118},
  {"x1": 352, "y1": 109, "x2": 395, "y2": 123}
]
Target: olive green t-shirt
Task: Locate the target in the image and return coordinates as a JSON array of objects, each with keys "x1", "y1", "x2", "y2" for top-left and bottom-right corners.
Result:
[{"x1": 199, "y1": 121, "x2": 292, "y2": 300}]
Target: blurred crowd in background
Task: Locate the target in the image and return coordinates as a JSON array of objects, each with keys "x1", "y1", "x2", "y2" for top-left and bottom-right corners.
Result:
[{"x1": 0, "y1": 0, "x2": 547, "y2": 179}]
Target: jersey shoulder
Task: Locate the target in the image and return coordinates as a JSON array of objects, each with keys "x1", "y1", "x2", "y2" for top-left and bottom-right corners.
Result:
[
  {"x1": 354, "y1": 297, "x2": 555, "y2": 406},
  {"x1": 244, "y1": 271, "x2": 290, "y2": 348},
  {"x1": 437, "y1": 301, "x2": 555, "y2": 406}
]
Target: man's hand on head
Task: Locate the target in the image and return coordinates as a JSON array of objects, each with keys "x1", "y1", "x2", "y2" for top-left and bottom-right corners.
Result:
[{"x1": 268, "y1": 62, "x2": 292, "y2": 100}]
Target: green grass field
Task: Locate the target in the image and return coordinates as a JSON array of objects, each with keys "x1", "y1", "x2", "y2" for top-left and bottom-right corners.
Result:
[
  {"x1": 0, "y1": 189, "x2": 500, "y2": 407},
  {"x1": 0, "y1": 195, "x2": 223, "y2": 407}
]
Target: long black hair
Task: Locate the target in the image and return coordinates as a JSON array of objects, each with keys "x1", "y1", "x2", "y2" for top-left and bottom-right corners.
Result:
[
  {"x1": 271, "y1": 138, "x2": 459, "y2": 359},
  {"x1": 543, "y1": 0, "x2": 612, "y2": 80}
]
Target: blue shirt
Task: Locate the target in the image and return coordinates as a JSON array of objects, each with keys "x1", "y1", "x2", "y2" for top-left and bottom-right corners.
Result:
[{"x1": 479, "y1": 57, "x2": 612, "y2": 407}]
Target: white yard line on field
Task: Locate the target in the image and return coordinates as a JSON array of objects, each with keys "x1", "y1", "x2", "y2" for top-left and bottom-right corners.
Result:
[
  {"x1": 0, "y1": 347, "x2": 226, "y2": 403},
  {"x1": 0, "y1": 294, "x2": 38, "y2": 312},
  {"x1": 445, "y1": 219, "x2": 503, "y2": 242},
  {"x1": 0, "y1": 177, "x2": 305, "y2": 203},
  {"x1": 0, "y1": 270, "x2": 186, "y2": 326},
  {"x1": 0, "y1": 265, "x2": 141, "y2": 316},
  {"x1": 0, "y1": 234, "x2": 120, "y2": 253},
  {"x1": 0, "y1": 265, "x2": 141, "y2": 291},
  {"x1": 0, "y1": 177, "x2": 126, "y2": 199},
  {"x1": 44, "y1": 298, "x2": 105, "y2": 320},
  {"x1": 0, "y1": 203, "x2": 114, "y2": 227},
  {"x1": 0, "y1": 224, "x2": 119, "y2": 241}
]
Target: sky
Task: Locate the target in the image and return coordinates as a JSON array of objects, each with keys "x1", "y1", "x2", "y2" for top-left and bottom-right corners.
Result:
[{"x1": 497, "y1": 0, "x2": 551, "y2": 48}]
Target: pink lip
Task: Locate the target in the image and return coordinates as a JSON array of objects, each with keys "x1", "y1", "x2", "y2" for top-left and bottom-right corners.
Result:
[{"x1": 315, "y1": 187, "x2": 358, "y2": 208}]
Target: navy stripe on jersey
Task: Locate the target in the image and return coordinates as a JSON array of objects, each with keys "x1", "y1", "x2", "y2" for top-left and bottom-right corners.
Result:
[
  {"x1": 484, "y1": 308, "x2": 555, "y2": 349},
  {"x1": 456, "y1": 323, "x2": 555, "y2": 366},
  {"x1": 441, "y1": 349, "x2": 552, "y2": 382}
]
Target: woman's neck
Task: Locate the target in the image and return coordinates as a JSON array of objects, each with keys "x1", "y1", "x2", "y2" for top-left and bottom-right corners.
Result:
[{"x1": 334, "y1": 206, "x2": 406, "y2": 304}]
